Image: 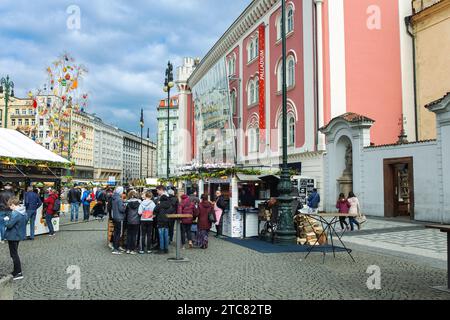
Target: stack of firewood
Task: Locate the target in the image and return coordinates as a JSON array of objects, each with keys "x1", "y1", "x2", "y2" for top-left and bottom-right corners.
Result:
[{"x1": 294, "y1": 215, "x2": 328, "y2": 246}]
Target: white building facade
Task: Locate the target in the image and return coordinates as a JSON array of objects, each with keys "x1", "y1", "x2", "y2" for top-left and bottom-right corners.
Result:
[
  {"x1": 157, "y1": 96, "x2": 180, "y2": 178},
  {"x1": 90, "y1": 115, "x2": 123, "y2": 183}
]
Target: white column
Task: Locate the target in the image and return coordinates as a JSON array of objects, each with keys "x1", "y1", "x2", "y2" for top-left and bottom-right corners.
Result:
[
  {"x1": 398, "y1": 0, "x2": 416, "y2": 141},
  {"x1": 315, "y1": 0, "x2": 326, "y2": 151},
  {"x1": 304, "y1": 0, "x2": 315, "y2": 152},
  {"x1": 231, "y1": 176, "x2": 239, "y2": 238},
  {"x1": 328, "y1": 0, "x2": 347, "y2": 119}
]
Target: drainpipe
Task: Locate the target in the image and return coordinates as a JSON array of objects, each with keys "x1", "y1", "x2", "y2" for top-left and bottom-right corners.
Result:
[
  {"x1": 314, "y1": 0, "x2": 326, "y2": 151},
  {"x1": 405, "y1": 15, "x2": 419, "y2": 142}
]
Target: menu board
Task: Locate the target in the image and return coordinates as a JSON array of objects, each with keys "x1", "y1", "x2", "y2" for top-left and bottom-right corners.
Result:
[{"x1": 298, "y1": 178, "x2": 315, "y2": 206}]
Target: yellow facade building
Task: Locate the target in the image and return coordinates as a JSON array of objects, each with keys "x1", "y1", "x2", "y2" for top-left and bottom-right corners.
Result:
[
  {"x1": 70, "y1": 111, "x2": 95, "y2": 181},
  {"x1": 0, "y1": 96, "x2": 35, "y2": 132},
  {"x1": 410, "y1": 0, "x2": 450, "y2": 140}
]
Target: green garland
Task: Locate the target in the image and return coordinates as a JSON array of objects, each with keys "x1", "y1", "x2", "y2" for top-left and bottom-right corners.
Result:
[
  {"x1": 0, "y1": 156, "x2": 71, "y2": 169},
  {"x1": 158, "y1": 168, "x2": 266, "y2": 185}
]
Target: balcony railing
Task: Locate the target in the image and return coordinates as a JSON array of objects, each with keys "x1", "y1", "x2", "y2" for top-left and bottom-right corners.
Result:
[{"x1": 412, "y1": 0, "x2": 443, "y2": 14}]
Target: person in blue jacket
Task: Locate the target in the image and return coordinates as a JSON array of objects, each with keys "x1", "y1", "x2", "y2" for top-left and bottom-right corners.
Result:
[
  {"x1": 307, "y1": 188, "x2": 321, "y2": 214},
  {"x1": 24, "y1": 186, "x2": 42, "y2": 240},
  {"x1": 81, "y1": 187, "x2": 94, "y2": 222},
  {"x1": 3, "y1": 197, "x2": 28, "y2": 280}
]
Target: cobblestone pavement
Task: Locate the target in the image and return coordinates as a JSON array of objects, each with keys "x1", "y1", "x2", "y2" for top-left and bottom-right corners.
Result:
[
  {"x1": 0, "y1": 219, "x2": 449, "y2": 300},
  {"x1": 338, "y1": 217, "x2": 447, "y2": 266}
]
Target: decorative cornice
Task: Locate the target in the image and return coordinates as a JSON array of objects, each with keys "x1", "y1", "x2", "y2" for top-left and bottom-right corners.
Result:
[{"x1": 188, "y1": 0, "x2": 278, "y2": 88}]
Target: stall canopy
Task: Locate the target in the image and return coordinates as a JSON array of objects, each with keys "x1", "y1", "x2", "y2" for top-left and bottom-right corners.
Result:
[{"x1": 0, "y1": 129, "x2": 70, "y2": 164}]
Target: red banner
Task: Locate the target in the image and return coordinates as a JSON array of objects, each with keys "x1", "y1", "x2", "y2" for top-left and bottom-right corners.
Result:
[{"x1": 258, "y1": 24, "x2": 266, "y2": 133}]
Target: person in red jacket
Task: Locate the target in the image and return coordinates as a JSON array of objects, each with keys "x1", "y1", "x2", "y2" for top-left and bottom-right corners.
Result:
[
  {"x1": 178, "y1": 194, "x2": 196, "y2": 249},
  {"x1": 43, "y1": 190, "x2": 58, "y2": 237},
  {"x1": 336, "y1": 193, "x2": 350, "y2": 231},
  {"x1": 194, "y1": 194, "x2": 213, "y2": 249}
]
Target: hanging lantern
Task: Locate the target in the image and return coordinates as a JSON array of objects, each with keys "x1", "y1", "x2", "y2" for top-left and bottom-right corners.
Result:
[
  {"x1": 32, "y1": 100, "x2": 38, "y2": 109},
  {"x1": 63, "y1": 67, "x2": 67, "y2": 72},
  {"x1": 65, "y1": 73, "x2": 71, "y2": 80},
  {"x1": 61, "y1": 79, "x2": 67, "y2": 86}
]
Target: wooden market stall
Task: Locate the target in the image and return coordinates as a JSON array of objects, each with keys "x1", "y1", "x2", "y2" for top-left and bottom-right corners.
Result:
[{"x1": 0, "y1": 128, "x2": 70, "y2": 236}]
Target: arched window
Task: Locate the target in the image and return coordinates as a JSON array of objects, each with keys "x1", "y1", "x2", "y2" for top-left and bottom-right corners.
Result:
[
  {"x1": 287, "y1": 57, "x2": 295, "y2": 87},
  {"x1": 287, "y1": 6, "x2": 294, "y2": 33},
  {"x1": 255, "y1": 37, "x2": 259, "y2": 58},
  {"x1": 276, "y1": 15, "x2": 282, "y2": 40},
  {"x1": 255, "y1": 127, "x2": 260, "y2": 153},
  {"x1": 255, "y1": 78, "x2": 260, "y2": 103},
  {"x1": 228, "y1": 58, "x2": 235, "y2": 76},
  {"x1": 289, "y1": 116, "x2": 295, "y2": 146},
  {"x1": 249, "y1": 80, "x2": 255, "y2": 105},
  {"x1": 277, "y1": 62, "x2": 283, "y2": 92},
  {"x1": 249, "y1": 127, "x2": 260, "y2": 153},
  {"x1": 230, "y1": 90, "x2": 237, "y2": 115},
  {"x1": 249, "y1": 42, "x2": 254, "y2": 62},
  {"x1": 278, "y1": 117, "x2": 283, "y2": 150}
]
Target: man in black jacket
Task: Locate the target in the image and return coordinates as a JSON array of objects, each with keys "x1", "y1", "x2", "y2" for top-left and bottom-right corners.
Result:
[
  {"x1": 153, "y1": 195, "x2": 171, "y2": 254},
  {"x1": 24, "y1": 187, "x2": 42, "y2": 240},
  {"x1": 214, "y1": 190, "x2": 227, "y2": 238},
  {"x1": 68, "y1": 186, "x2": 81, "y2": 222}
]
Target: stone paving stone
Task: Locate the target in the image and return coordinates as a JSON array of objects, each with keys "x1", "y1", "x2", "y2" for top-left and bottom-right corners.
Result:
[{"x1": 0, "y1": 220, "x2": 448, "y2": 300}]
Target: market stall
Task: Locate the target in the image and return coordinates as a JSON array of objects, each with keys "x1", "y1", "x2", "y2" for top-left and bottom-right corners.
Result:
[{"x1": 0, "y1": 129, "x2": 70, "y2": 236}]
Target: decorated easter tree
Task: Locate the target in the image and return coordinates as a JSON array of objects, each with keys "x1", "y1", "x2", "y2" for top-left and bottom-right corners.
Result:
[{"x1": 28, "y1": 53, "x2": 88, "y2": 160}]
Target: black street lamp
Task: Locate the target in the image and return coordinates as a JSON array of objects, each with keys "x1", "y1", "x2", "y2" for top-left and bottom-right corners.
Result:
[
  {"x1": 0, "y1": 75, "x2": 15, "y2": 129},
  {"x1": 147, "y1": 128, "x2": 150, "y2": 178},
  {"x1": 163, "y1": 61, "x2": 174, "y2": 179},
  {"x1": 275, "y1": 0, "x2": 296, "y2": 244},
  {"x1": 140, "y1": 108, "x2": 144, "y2": 180}
]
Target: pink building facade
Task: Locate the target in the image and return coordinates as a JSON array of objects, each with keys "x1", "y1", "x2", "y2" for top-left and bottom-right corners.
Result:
[{"x1": 181, "y1": 0, "x2": 415, "y2": 199}]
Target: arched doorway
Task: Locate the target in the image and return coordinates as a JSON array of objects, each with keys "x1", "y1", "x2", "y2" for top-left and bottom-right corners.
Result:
[{"x1": 336, "y1": 135, "x2": 353, "y2": 198}]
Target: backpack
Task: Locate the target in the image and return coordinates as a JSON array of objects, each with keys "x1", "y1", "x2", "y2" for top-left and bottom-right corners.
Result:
[{"x1": 53, "y1": 199, "x2": 61, "y2": 213}]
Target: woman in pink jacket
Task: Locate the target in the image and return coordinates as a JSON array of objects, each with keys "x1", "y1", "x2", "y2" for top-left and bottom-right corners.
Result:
[{"x1": 336, "y1": 193, "x2": 350, "y2": 230}]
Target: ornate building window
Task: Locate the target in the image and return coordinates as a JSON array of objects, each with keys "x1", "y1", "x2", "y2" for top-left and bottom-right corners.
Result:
[
  {"x1": 287, "y1": 56, "x2": 295, "y2": 88},
  {"x1": 289, "y1": 116, "x2": 295, "y2": 146},
  {"x1": 287, "y1": 6, "x2": 294, "y2": 34}
]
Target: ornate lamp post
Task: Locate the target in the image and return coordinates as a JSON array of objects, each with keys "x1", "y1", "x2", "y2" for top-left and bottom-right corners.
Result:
[
  {"x1": 0, "y1": 75, "x2": 15, "y2": 129},
  {"x1": 275, "y1": 0, "x2": 296, "y2": 244},
  {"x1": 147, "y1": 128, "x2": 150, "y2": 178},
  {"x1": 163, "y1": 61, "x2": 175, "y2": 179},
  {"x1": 140, "y1": 108, "x2": 144, "y2": 180}
]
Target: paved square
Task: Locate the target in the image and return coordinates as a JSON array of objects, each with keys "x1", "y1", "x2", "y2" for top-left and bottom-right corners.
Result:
[{"x1": 0, "y1": 218, "x2": 449, "y2": 300}]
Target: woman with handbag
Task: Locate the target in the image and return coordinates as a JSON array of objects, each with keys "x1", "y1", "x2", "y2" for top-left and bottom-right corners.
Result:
[
  {"x1": 348, "y1": 192, "x2": 362, "y2": 231},
  {"x1": 195, "y1": 194, "x2": 214, "y2": 249}
]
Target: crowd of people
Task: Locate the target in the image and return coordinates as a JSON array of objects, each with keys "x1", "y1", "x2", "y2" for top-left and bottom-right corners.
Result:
[{"x1": 107, "y1": 186, "x2": 226, "y2": 255}]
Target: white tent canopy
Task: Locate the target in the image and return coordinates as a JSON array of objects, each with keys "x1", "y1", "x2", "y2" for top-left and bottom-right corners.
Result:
[{"x1": 0, "y1": 128, "x2": 69, "y2": 164}]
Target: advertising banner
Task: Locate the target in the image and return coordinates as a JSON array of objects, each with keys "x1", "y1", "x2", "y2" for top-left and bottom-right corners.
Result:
[{"x1": 258, "y1": 23, "x2": 266, "y2": 137}]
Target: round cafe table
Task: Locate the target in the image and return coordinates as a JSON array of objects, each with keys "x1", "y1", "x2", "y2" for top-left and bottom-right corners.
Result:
[{"x1": 167, "y1": 214, "x2": 193, "y2": 263}]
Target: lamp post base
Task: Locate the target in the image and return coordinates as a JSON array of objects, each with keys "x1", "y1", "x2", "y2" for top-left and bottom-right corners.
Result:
[{"x1": 274, "y1": 169, "x2": 297, "y2": 245}]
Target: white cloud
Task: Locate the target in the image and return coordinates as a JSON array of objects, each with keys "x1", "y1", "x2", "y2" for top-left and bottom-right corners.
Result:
[{"x1": 0, "y1": 0, "x2": 252, "y2": 134}]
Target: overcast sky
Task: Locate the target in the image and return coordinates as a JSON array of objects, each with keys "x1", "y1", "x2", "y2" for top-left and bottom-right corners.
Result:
[{"x1": 0, "y1": 0, "x2": 251, "y2": 139}]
